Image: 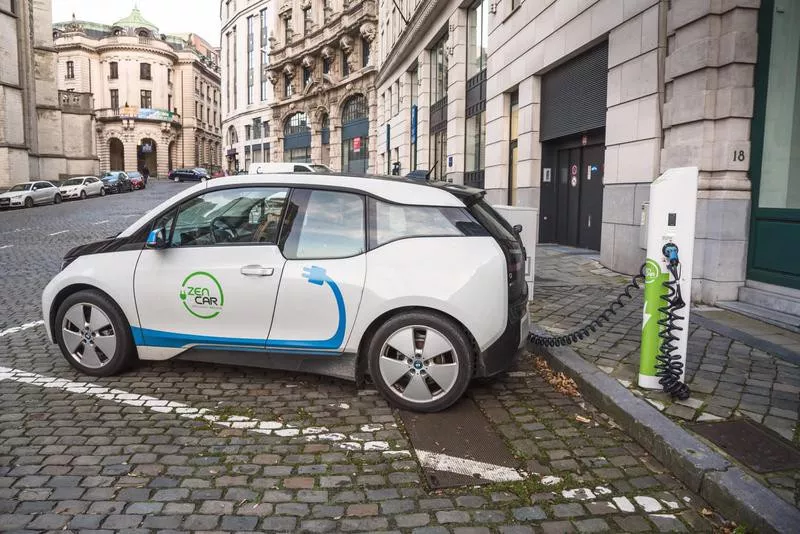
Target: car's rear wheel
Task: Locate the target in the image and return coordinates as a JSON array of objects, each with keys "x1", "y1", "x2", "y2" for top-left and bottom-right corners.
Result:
[
  {"x1": 53, "y1": 194, "x2": 62, "y2": 204},
  {"x1": 55, "y1": 290, "x2": 136, "y2": 376},
  {"x1": 24, "y1": 197, "x2": 33, "y2": 208},
  {"x1": 80, "y1": 190, "x2": 87, "y2": 200},
  {"x1": 367, "y1": 311, "x2": 473, "y2": 413}
]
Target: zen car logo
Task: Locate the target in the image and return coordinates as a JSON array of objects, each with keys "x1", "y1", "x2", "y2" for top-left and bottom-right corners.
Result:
[{"x1": 179, "y1": 272, "x2": 224, "y2": 319}]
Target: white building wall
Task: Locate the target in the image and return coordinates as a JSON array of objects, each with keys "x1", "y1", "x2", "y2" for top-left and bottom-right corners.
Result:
[{"x1": 221, "y1": 0, "x2": 273, "y2": 172}]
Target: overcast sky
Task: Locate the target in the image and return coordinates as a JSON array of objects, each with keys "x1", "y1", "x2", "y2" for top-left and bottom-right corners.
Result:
[{"x1": 52, "y1": 0, "x2": 222, "y2": 46}]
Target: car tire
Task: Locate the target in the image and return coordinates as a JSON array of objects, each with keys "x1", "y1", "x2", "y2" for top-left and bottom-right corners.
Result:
[
  {"x1": 200, "y1": 176, "x2": 207, "y2": 182},
  {"x1": 100, "y1": 188, "x2": 106, "y2": 197},
  {"x1": 24, "y1": 197, "x2": 34, "y2": 208},
  {"x1": 173, "y1": 176, "x2": 181, "y2": 183},
  {"x1": 55, "y1": 289, "x2": 137, "y2": 377},
  {"x1": 53, "y1": 194, "x2": 62, "y2": 204},
  {"x1": 80, "y1": 190, "x2": 87, "y2": 200},
  {"x1": 367, "y1": 311, "x2": 473, "y2": 413}
]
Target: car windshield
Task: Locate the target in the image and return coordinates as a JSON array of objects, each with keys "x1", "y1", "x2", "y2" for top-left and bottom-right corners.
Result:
[
  {"x1": 62, "y1": 178, "x2": 84, "y2": 186},
  {"x1": 8, "y1": 184, "x2": 32, "y2": 192},
  {"x1": 101, "y1": 173, "x2": 119, "y2": 180},
  {"x1": 310, "y1": 165, "x2": 331, "y2": 173}
]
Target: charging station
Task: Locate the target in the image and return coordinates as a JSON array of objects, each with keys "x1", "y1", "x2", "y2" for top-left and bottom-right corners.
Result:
[
  {"x1": 492, "y1": 205, "x2": 539, "y2": 302},
  {"x1": 638, "y1": 167, "x2": 698, "y2": 391}
]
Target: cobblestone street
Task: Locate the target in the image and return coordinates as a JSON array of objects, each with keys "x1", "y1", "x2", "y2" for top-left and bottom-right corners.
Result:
[
  {"x1": 530, "y1": 245, "x2": 800, "y2": 508},
  {"x1": 0, "y1": 183, "x2": 727, "y2": 532}
]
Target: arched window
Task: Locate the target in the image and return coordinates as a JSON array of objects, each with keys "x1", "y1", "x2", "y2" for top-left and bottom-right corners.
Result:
[
  {"x1": 283, "y1": 112, "x2": 311, "y2": 163},
  {"x1": 342, "y1": 94, "x2": 368, "y2": 123},
  {"x1": 284, "y1": 112, "x2": 310, "y2": 136},
  {"x1": 341, "y1": 95, "x2": 369, "y2": 174}
]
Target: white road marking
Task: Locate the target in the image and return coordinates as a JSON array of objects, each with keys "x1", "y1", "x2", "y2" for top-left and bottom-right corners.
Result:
[
  {"x1": 0, "y1": 366, "x2": 408, "y2": 456},
  {"x1": 0, "y1": 320, "x2": 44, "y2": 338},
  {"x1": 0, "y1": 245, "x2": 12, "y2": 250},
  {"x1": 634, "y1": 495, "x2": 663, "y2": 512},
  {"x1": 415, "y1": 449, "x2": 525, "y2": 483},
  {"x1": 93, "y1": 220, "x2": 110, "y2": 225},
  {"x1": 48, "y1": 230, "x2": 69, "y2": 236},
  {"x1": 613, "y1": 496, "x2": 636, "y2": 513}
]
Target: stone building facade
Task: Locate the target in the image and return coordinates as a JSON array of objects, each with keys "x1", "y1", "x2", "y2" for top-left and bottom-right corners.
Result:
[
  {"x1": 0, "y1": 0, "x2": 97, "y2": 187},
  {"x1": 53, "y1": 8, "x2": 222, "y2": 178},
  {"x1": 376, "y1": 0, "x2": 800, "y2": 312},
  {"x1": 220, "y1": 0, "x2": 274, "y2": 173},
  {"x1": 265, "y1": 0, "x2": 378, "y2": 173}
]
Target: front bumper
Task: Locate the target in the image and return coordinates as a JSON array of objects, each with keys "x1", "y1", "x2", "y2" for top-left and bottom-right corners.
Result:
[
  {"x1": 475, "y1": 297, "x2": 529, "y2": 377},
  {"x1": 0, "y1": 197, "x2": 24, "y2": 208},
  {"x1": 60, "y1": 190, "x2": 81, "y2": 199}
]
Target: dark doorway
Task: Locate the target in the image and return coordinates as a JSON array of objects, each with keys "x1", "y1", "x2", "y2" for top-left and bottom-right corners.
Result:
[{"x1": 541, "y1": 130, "x2": 605, "y2": 251}]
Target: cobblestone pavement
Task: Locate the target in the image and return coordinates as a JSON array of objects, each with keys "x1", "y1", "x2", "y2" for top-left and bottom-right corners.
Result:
[
  {"x1": 530, "y1": 244, "x2": 800, "y2": 508},
  {"x1": 0, "y1": 186, "x2": 724, "y2": 532}
]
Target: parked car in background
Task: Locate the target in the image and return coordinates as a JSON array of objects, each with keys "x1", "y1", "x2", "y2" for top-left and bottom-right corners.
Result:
[
  {"x1": 100, "y1": 171, "x2": 133, "y2": 194},
  {"x1": 58, "y1": 176, "x2": 106, "y2": 200},
  {"x1": 0, "y1": 181, "x2": 61, "y2": 209},
  {"x1": 127, "y1": 171, "x2": 146, "y2": 190},
  {"x1": 168, "y1": 168, "x2": 210, "y2": 182},
  {"x1": 248, "y1": 162, "x2": 332, "y2": 174}
]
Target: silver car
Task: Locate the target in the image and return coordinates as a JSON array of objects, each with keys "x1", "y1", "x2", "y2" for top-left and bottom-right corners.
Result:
[
  {"x1": 58, "y1": 176, "x2": 106, "y2": 200},
  {"x1": 0, "y1": 181, "x2": 62, "y2": 209}
]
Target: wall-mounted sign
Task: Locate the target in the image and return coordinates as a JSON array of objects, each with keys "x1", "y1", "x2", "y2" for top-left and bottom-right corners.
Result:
[
  {"x1": 120, "y1": 106, "x2": 174, "y2": 122},
  {"x1": 140, "y1": 142, "x2": 153, "y2": 153},
  {"x1": 448, "y1": 155, "x2": 453, "y2": 168},
  {"x1": 570, "y1": 164, "x2": 578, "y2": 176},
  {"x1": 410, "y1": 105, "x2": 418, "y2": 144},
  {"x1": 353, "y1": 137, "x2": 362, "y2": 153},
  {"x1": 570, "y1": 176, "x2": 578, "y2": 187},
  {"x1": 581, "y1": 135, "x2": 588, "y2": 146},
  {"x1": 543, "y1": 168, "x2": 552, "y2": 183}
]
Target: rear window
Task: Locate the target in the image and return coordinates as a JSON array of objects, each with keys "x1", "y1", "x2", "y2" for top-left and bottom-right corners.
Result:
[
  {"x1": 467, "y1": 200, "x2": 517, "y2": 242},
  {"x1": 368, "y1": 199, "x2": 487, "y2": 248}
]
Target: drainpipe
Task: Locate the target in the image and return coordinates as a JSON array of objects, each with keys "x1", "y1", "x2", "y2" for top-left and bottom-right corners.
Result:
[{"x1": 657, "y1": 0, "x2": 668, "y2": 154}]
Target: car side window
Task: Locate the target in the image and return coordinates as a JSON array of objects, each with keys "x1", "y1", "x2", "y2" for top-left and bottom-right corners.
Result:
[
  {"x1": 168, "y1": 187, "x2": 288, "y2": 248},
  {"x1": 280, "y1": 189, "x2": 365, "y2": 260},
  {"x1": 368, "y1": 199, "x2": 487, "y2": 248},
  {"x1": 293, "y1": 165, "x2": 311, "y2": 173}
]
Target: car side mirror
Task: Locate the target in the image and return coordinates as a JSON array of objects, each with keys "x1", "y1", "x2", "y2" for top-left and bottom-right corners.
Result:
[
  {"x1": 513, "y1": 224, "x2": 523, "y2": 235},
  {"x1": 146, "y1": 227, "x2": 167, "y2": 249}
]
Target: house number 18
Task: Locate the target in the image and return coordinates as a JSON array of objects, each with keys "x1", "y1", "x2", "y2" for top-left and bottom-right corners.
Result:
[{"x1": 733, "y1": 150, "x2": 746, "y2": 162}]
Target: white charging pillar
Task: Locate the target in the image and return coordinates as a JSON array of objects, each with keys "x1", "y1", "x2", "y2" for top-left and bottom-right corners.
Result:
[{"x1": 638, "y1": 167, "x2": 698, "y2": 389}]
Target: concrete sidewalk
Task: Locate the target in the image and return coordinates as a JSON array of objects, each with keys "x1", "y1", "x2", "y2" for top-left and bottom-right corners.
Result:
[{"x1": 530, "y1": 244, "x2": 800, "y2": 509}]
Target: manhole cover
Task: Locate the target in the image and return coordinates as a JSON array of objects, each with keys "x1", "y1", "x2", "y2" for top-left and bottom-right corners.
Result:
[
  {"x1": 399, "y1": 397, "x2": 522, "y2": 489},
  {"x1": 689, "y1": 419, "x2": 800, "y2": 473}
]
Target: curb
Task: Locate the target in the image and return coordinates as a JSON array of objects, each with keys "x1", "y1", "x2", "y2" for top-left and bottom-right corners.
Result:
[{"x1": 529, "y1": 330, "x2": 800, "y2": 534}]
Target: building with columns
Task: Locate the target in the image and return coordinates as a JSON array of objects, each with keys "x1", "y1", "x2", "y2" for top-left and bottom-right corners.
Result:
[
  {"x1": 263, "y1": 0, "x2": 378, "y2": 173},
  {"x1": 377, "y1": 0, "x2": 800, "y2": 317},
  {"x1": 0, "y1": 0, "x2": 97, "y2": 187},
  {"x1": 53, "y1": 7, "x2": 222, "y2": 177},
  {"x1": 220, "y1": 0, "x2": 273, "y2": 173}
]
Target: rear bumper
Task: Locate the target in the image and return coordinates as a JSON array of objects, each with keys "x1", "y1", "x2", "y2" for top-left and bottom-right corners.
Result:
[{"x1": 475, "y1": 297, "x2": 529, "y2": 377}]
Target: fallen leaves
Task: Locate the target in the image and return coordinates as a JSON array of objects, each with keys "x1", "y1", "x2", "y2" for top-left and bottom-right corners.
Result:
[
  {"x1": 575, "y1": 415, "x2": 592, "y2": 423},
  {"x1": 534, "y1": 357, "x2": 580, "y2": 397}
]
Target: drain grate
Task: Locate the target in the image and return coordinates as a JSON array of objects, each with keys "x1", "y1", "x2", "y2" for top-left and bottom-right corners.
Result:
[
  {"x1": 689, "y1": 418, "x2": 800, "y2": 473},
  {"x1": 399, "y1": 397, "x2": 522, "y2": 489}
]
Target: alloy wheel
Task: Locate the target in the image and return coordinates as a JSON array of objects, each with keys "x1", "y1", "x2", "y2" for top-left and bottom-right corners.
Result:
[
  {"x1": 61, "y1": 303, "x2": 117, "y2": 369},
  {"x1": 378, "y1": 326, "x2": 459, "y2": 404}
]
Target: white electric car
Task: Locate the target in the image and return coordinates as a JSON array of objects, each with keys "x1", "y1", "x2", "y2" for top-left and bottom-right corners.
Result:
[{"x1": 42, "y1": 174, "x2": 529, "y2": 412}]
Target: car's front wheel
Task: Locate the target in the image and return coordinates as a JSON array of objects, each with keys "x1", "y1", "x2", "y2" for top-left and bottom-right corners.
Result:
[
  {"x1": 55, "y1": 290, "x2": 136, "y2": 376},
  {"x1": 173, "y1": 176, "x2": 181, "y2": 183},
  {"x1": 53, "y1": 194, "x2": 62, "y2": 204},
  {"x1": 80, "y1": 190, "x2": 87, "y2": 200},
  {"x1": 24, "y1": 197, "x2": 33, "y2": 208},
  {"x1": 367, "y1": 311, "x2": 473, "y2": 413},
  {"x1": 100, "y1": 188, "x2": 106, "y2": 197}
]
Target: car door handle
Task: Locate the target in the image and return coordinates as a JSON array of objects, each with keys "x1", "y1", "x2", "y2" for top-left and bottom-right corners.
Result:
[{"x1": 240, "y1": 265, "x2": 274, "y2": 276}]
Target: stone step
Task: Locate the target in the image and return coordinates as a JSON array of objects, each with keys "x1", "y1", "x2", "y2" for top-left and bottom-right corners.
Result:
[
  {"x1": 715, "y1": 300, "x2": 800, "y2": 334},
  {"x1": 739, "y1": 284, "x2": 800, "y2": 317}
]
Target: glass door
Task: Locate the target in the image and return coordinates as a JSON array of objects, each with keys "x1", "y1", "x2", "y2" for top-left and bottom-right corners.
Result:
[{"x1": 748, "y1": 0, "x2": 800, "y2": 289}]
